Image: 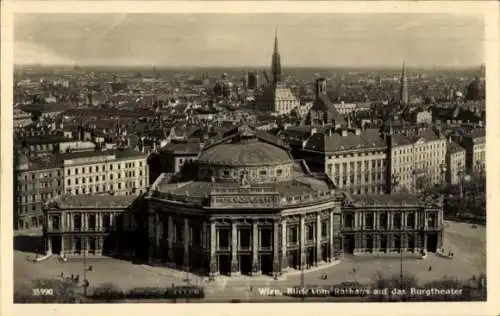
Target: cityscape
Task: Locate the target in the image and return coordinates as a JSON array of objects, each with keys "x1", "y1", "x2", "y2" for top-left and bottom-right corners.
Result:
[{"x1": 12, "y1": 13, "x2": 486, "y2": 303}]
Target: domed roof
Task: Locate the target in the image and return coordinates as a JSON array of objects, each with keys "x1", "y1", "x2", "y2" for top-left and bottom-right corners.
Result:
[{"x1": 197, "y1": 125, "x2": 293, "y2": 166}]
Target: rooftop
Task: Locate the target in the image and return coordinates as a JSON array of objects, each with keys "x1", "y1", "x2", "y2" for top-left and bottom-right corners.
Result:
[
  {"x1": 47, "y1": 194, "x2": 140, "y2": 209},
  {"x1": 304, "y1": 128, "x2": 386, "y2": 153}
]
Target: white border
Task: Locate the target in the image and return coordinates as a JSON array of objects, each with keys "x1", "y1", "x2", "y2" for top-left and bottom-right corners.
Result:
[{"x1": 1, "y1": 2, "x2": 499, "y2": 316}]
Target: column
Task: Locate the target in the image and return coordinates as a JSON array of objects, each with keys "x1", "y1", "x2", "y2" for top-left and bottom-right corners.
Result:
[
  {"x1": 281, "y1": 218, "x2": 287, "y2": 270},
  {"x1": 230, "y1": 221, "x2": 239, "y2": 275},
  {"x1": 315, "y1": 214, "x2": 322, "y2": 265},
  {"x1": 47, "y1": 237, "x2": 52, "y2": 254},
  {"x1": 373, "y1": 212, "x2": 377, "y2": 230},
  {"x1": 329, "y1": 211, "x2": 334, "y2": 261},
  {"x1": 424, "y1": 212, "x2": 428, "y2": 229},
  {"x1": 273, "y1": 219, "x2": 280, "y2": 274},
  {"x1": 401, "y1": 212, "x2": 405, "y2": 229},
  {"x1": 252, "y1": 220, "x2": 260, "y2": 275},
  {"x1": 415, "y1": 211, "x2": 419, "y2": 229},
  {"x1": 387, "y1": 212, "x2": 391, "y2": 230},
  {"x1": 209, "y1": 220, "x2": 218, "y2": 277},
  {"x1": 167, "y1": 216, "x2": 174, "y2": 265},
  {"x1": 183, "y1": 218, "x2": 190, "y2": 269},
  {"x1": 300, "y1": 215, "x2": 306, "y2": 269},
  {"x1": 155, "y1": 213, "x2": 161, "y2": 260},
  {"x1": 60, "y1": 236, "x2": 65, "y2": 256}
]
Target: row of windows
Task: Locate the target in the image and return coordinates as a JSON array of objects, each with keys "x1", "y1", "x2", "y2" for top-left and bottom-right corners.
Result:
[
  {"x1": 18, "y1": 191, "x2": 59, "y2": 204},
  {"x1": 19, "y1": 171, "x2": 61, "y2": 181},
  {"x1": 67, "y1": 185, "x2": 143, "y2": 195},
  {"x1": 327, "y1": 152, "x2": 385, "y2": 160},
  {"x1": 327, "y1": 160, "x2": 386, "y2": 175},
  {"x1": 66, "y1": 173, "x2": 143, "y2": 185},
  {"x1": 66, "y1": 161, "x2": 145, "y2": 175}
]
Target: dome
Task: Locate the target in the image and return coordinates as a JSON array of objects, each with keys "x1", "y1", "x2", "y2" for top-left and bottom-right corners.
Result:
[{"x1": 197, "y1": 126, "x2": 292, "y2": 167}]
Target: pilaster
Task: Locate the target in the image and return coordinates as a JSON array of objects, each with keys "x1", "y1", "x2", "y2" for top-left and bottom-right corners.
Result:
[
  {"x1": 251, "y1": 220, "x2": 260, "y2": 276},
  {"x1": 299, "y1": 215, "x2": 306, "y2": 269},
  {"x1": 183, "y1": 218, "x2": 190, "y2": 269},
  {"x1": 281, "y1": 218, "x2": 288, "y2": 270},
  {"x1": 273, "y1": 219, "x2": 280, "y2": 274},
  {"x1": 315, "y1": 213, "x2": 322, "y2": 265},
  {"x1": 231, "y1": 221, "x2": 240, "y2": 276}
]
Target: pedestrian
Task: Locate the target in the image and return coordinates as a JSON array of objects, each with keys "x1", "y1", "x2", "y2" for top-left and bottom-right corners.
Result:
[
  {"x1": 352, "y1": 268, "x2": 356, "y2": 274},
  {"x1": 428, "y1": 266, "x2": 432, "y2": 272}
]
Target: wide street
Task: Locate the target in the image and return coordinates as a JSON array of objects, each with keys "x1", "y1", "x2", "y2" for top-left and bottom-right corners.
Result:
[{"x1": 14, "y1": 220, "x2": 486, "y2": 301}]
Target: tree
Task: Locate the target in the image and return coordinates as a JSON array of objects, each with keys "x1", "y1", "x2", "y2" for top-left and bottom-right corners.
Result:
[
  {"x1": 14, "y1": 278, "x2": 83, "y2": 303},
  {"x1": 91, "y1": 282, "x2": 123, "y2": 302}
]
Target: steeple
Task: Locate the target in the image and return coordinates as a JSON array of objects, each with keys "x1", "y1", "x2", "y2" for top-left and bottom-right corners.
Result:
[
  {"x1": 271, "y1": 26, "x2": 282, "y2": 86},
  {"x1": 400, "y1": 62, "x2": 408, "y2": 105}
]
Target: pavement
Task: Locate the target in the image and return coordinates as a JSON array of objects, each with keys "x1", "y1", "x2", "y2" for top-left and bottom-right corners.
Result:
[{"x1": 14, "y1": 220, "x2": 486, "y2": 301}]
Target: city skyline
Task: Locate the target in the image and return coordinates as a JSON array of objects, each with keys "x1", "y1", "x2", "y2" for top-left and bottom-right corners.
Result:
[{"x1": 14, "y1": 13, "x2": 484, "y2": 68}]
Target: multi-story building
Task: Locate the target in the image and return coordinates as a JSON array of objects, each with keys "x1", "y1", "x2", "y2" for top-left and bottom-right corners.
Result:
[
  {"x1": 15, "y1": 134, "x2": 69, "y2": 158},
  {"x1": 341, "y1": 193, "x2": 444, "y2": 255},
  {"x1": 15, "y1": 155, "x2": 63, "y2": 229},
  {"x1": 148, "y1": 141, "x2": 202, "y2": 184},
  {"x1": 387, "y1": 132, "x2": 415, "y2": 193},
  {"x1": 300, "y1": 127, "x2": 388, "y2": 195},
  {"x1": 145, "y1": 125, "x2": 343, "y2": 277},
  {"x1": 446, "y1": 140, "x2": 466, "y2": 185},
  {"x1": 13, "y1": 108, "x2": 33, "y2": 129},
  {"x1": 408, "y1": 128, "x2": 448, "y2": 190},
  {"x1": 43, "y1": 195, "x2": 146, "y2": 258},
  {"x1": 61, "y1": 149, "x2": 149, "y2": 196},
  {"x1": 460, "y1": 128, "x2": 486, "y2": 176},
  {"x1": 333, "y1": 102, "x2": 357, "y2": 115}
]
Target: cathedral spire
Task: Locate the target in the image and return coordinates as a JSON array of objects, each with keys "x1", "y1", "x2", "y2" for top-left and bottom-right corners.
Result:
[
  {"x1": 400, "y1": 61, "x2": 408, "y2": 105},
  {"x1": 271, "y1": 26, "x2": 281, "y2": 86}
]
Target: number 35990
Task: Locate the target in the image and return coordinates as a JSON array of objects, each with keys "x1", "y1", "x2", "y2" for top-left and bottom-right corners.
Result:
[{"x1": 32, "y1": 288, "x2": 54, "y2": 296}]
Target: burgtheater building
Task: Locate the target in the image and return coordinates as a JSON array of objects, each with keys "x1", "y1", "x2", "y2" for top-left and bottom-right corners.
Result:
[{"x1": 145, "y1": 125, "x2": 343, "y2": 277}]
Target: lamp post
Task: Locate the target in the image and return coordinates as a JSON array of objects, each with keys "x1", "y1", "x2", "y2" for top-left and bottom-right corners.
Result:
[{"x1": 82, "y1": 238, "x2": 93, "y2": 298}]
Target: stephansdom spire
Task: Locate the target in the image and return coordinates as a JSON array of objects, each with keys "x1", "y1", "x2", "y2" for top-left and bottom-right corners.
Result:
[
  {"x1": 271, "y1": 26, "x2": 281, "y2": 85},
  {"x1": 400, "y1": 62, "x2": 408, "y2": 105}
]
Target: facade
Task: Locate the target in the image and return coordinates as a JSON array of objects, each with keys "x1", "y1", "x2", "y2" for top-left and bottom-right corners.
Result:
[
  {"x1": 61, "y1": 149, "x2": 149, "y2": 196},
  {"x1": 255, "y1": 30, "x2": 300, "y2": 115},
  {"x1": 411, "y1": 129, "x2": 448, "y2": 188},
  {"x1": 446, "y1": 140, "x2": 466, "y2": 185},
  {"x1": 145, "y1": 125, "x2": 343, "y2": 277},
  {"x1": 460, "y1": 128, "x2": 486, "y2": 176},
  {"x1": 13, "y1": 108, "x2": 32, "y2": 129},
  {"x1": 148, "y1": 142, "x2": 202, "y2": 184},
  {"x1": 387, "y1": 133, "x2": 415, "y2": 193},
  {"x1": 43, "y1": 195, "x2": 145, "y2": 257},
  {"x1": 341, "y1": 194, "x2": 444, "y2": 255},
  {"x1": 15, "y1": 155, "x2": 62, "y2": 229},
  {"x1": 301, "y1": 127, "x2": 388, "y2": 195},
  {"x1": 333, "y1": 102, "x2": 357, "y2": 115}
]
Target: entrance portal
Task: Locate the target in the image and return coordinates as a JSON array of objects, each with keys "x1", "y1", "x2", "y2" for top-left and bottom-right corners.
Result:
[
  {"x1": 344, "y1": 235, "x2": 355, "y2": 254},
  {"x1": 218, "y1": 254, "x2": 231, "y2": 275},
  {"x1": 260, "y1": 254, "x2": 273, "y2": 275},
  {"x1": 239, "y1": 254, "x2": 252, "y2": 275},
  {"x1": 288, "y1": 250, "x2": 299, "y2": 269},
  {"x1": 51, "y1": 236, "x2": 62, "y2": 254},
  {"x1": 89, "y1": 238, "x2": 96, "y2": 254},
  {"x1": 427, "y1": 233, "x2": 438, "y2": 252},
  {"x1": 380, "y1": 235, "x2": 387, "y2": 252},
  {"x1": 306, "y1": 248, "x2": 315, "y2": 267}
]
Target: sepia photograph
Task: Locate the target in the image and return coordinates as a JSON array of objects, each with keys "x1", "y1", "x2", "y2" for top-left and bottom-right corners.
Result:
[{"x1": 3, "y1": 3, "x2": 496, "y2": 311}]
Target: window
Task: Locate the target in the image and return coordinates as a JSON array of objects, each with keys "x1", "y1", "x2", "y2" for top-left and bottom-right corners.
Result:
[
  {"x1": 67, "y1": 179, "x2": 71, "y2": 185},
  {"x1": 288, "y1": 226, "x2": 298, "y2": 244},
  {"x1": 393, "y1": 213, "x2": 402, "y2": 229},
  {"x1": 103, "y1": 214, "x2": 110, "y2": 230},
  {"x1": 321, "y1": 221, "x2": 328, "y2": 237},
  {"x1": 73, "y1": 214, "x2": 82, "y2": 231},
  {"x1": 306, "y1": 223, "x2": 314, "y2": 241},
  {"x1": 88, "y1": 214, "x2": 96, "y2": 230},
  {"x1": 276, "y1": 169, "x2": 283, "y2": 176},
  {"x1": 365, "y1": 213, "x2": 374, "y2": 229},
  {"x1": 260, "y1": 170, "x2": 267, "y2": 176},
  {"x1": 260, "y1": 229, "x2": 272, "y2": 248}
]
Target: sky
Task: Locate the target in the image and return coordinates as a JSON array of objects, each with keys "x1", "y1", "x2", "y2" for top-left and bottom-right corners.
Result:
[{"x1": 14, "y1": 13, "x2": 485, "y2": 68}]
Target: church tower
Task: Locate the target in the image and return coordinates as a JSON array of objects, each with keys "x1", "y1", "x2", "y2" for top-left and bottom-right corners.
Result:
[
  {"x1": 271, "y1": 27, "x2": 282, "y2": 86},
  {"x1": 400, "y1": 62, "x2": 408, "y2": 105}
]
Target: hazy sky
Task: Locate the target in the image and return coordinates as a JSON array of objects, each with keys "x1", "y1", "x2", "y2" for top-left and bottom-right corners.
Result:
[{"x1": 14, "y1": 13, "x2": 484, "y2": 68}]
